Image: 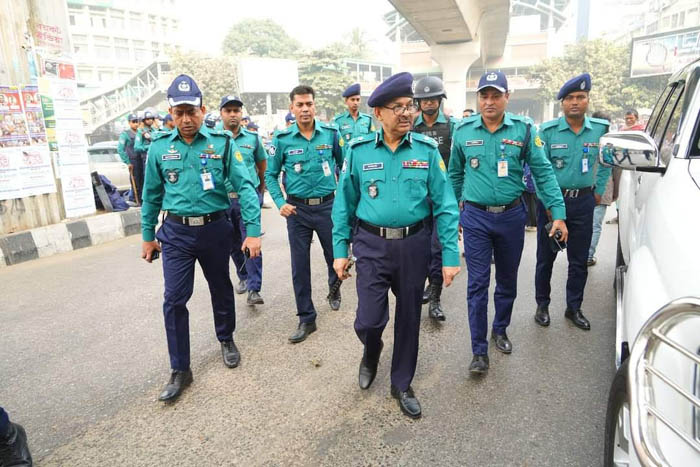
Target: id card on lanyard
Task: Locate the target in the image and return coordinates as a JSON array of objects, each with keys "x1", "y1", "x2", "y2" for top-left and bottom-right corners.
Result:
[{"x1": 201, "y1": 171, "x2": 215, "y2": 190}]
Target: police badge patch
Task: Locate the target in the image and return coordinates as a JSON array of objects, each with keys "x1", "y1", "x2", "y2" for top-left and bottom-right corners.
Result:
[
  {"x1": 166, "y1": 169, "x2": 179, "y2": 183},
  {"x1": 554, "y1": 159, "x2": 564, "y2": 169},
  {"x1": 470, "y1": 157, "x2": 480, "y2": 169},
  {"x1": 268, "y1": 145, "x2": 276, "y2": 157},
  {"x1": 368, "y1": 183, "x2": 378, "y2": 198}
]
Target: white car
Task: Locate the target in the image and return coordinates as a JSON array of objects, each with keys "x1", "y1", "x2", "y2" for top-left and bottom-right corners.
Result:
[
  {"x1": 601, "y1": 59, "x2": 700, "y2": 465},
  {"x1": 87, "y1": 141, "x2": 131, "y2": 192}
]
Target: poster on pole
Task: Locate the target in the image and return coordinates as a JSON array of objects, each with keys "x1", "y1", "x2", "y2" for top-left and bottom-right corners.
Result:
[{"x1": 0, "y1": 86, "x2": 30, "y2": 148}]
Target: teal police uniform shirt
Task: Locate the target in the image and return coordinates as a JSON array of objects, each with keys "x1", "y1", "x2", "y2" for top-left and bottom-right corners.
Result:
[
  {"x1": 333, "y1": 111, "x2": 375, "y2": 145},
  {"x1": 117, "y1": 130, "x2": 133, "y2": 164},
  {"x1": 332, "y1": 129, "x2": 460, "y2": 267},
  {"x1": 448, "y1": 112, "x2": 566, "y2": 220},
  {"x1": 141, "y1": 125, "x2": 261, "y2": 242},
  {"x1": 134, "y1": 126, "x2": 154, "y2": 153},
  {"x1": 538, "y1": 116, "x2": 611, "y2": 195},
  {"x1": 264, "y1": 119, "x2": 343, "y2": 208},
  {"x1": 223, "y1": 127, "x2": 267, "y2": 191}
]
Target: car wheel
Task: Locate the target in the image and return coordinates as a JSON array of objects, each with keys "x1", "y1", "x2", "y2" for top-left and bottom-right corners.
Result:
[{"x1": 604, "y1": 359, "x2": 632, "y2": 466}]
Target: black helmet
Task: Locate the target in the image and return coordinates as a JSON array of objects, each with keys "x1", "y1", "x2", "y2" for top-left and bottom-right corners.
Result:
[{"x1": 414, "y1": 76, "x2": 446, "y2": 99}]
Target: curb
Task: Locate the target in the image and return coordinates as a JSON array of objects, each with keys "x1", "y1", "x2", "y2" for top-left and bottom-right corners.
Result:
[{"x1": 0, "y1": 208, "x2": 141, "y2": 267}]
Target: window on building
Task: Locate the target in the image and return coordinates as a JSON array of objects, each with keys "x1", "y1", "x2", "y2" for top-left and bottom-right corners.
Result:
[
  {"x1": 134, "y1": 48, "x2": 150, "y2": 62},
  {"x1": 115, "y1": 46, "x2": 130, "y2": 61},
  {"x1": 671, "y1": 13, "x2": 678, "y2": 28},
  {"x1": 382, "y1": 67, "x2": 392, "y2": 80},
  {"x1": 78, "y1": 68, "x2": 94, "y2": 81},
  {"x1": 111, "y1": 15, "x2": 125, "y2": 29},
  {"x1": 98, "y1": 70, "x2": 113, "y2": 82},
  {"x1": 680, "y1": 11, "x2": 686, "y2": 27},
  {"x1": 69, "y1": 15, "x2": 76, "y2": 26},
  {"x1": 130, "y1": 13, "x2": 142, "y2": 30}
]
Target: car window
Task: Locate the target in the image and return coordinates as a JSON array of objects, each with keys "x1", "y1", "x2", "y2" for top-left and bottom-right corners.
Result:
[
  {"x1": 658, "y1": 91, "x2": 685, "y2": 166},
  {"x1": 88, "y1": 152, "x2": 119, "y2": 163},
  {"x1": 652, "y1": 84, "x2": 684, "y2": 151},
  {"x1": 647, "y1": 84, "x2": 674, "y2": 134}
]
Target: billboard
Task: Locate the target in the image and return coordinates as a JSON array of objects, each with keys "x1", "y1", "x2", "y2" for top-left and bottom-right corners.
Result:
[
  {"x1": 631, "y1": 26, "x2": 700, "y2": 78},
  {"x1": 238, "y1": 58, "x2": 299, "y2": 94}
]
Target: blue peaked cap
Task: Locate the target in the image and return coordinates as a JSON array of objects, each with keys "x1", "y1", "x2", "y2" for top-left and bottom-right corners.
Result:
[
  {"x1": 557, "y1": 73, "x2": 591, "y2": 100},
  {"x1": 367, "y1": 72, "x2": 413, "y2": 108}
]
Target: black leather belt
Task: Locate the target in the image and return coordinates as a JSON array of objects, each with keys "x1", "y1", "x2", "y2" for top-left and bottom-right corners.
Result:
[
  {"x1": 465, "y1": 198, "x2": 521, "y2": 214},
  {"x1": 561, "y1": 186, "x2": 593, "y2": 198},
  {"x1": 166, "y1": 210, "x2": 226, "y2": 226},
  {"x1": 358, "y1": 219, "x2": 424, "y2": 240},
  {"x1": 287, "y1": 193, "x2": 335, "y2": 206}
]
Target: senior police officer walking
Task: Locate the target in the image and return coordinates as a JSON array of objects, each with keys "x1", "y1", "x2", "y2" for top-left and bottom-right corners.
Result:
[
  {"x1": 333, "y1": 83, "x2": 375, "y2": 148},
  {"x1": 332, "y1": 72, "x2": 460, "y2": 419},
  {"x1": 412, "y1": 75, "x2": 459, "y2": 322},
  {"x1": 141, "y1": 74, "x2": 262, "y2": 403},
  {"x1": 534, "y1": 73, "x2": 610, "y2": 331},
  {"x1": 265, "y1": 85, "x2": 344, "y2": 343},
  {"x1": 219, "y1": 94, "x2": 267, "y2": 305},
  {"x1": 449, "y1": 71, "x2": 567, "y2": 375},
  {"x1": 117, "y1": 113, "x2": 141, "y2": 203}
]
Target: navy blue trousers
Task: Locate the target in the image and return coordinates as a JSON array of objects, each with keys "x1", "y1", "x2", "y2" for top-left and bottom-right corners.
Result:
[
  {"x1": 285, "y1": 198, "x2": 337, "y2": 323},
  {"x1": 353, "y1": 226, "x2": 430, "y2": 391},
  {"x1": 157, "y1": 216, "x2": 235, "y2": 371},
  {"x1": 228, "y1": 193, "x2": 263, "y2": 291},
  {"x1": 535, "y1": 194, "x2": 595, "y2": 311},
  {"x1": 462, "y1": 203, "x2": 527, "y2": 355},
  {"x1": 0, "y1": 407, "x2": 8, "y2": 438}
]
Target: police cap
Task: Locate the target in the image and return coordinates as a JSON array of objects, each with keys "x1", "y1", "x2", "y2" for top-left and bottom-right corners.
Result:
[
  {"x1": 143, "y1": 110, "x2": 156, "y2": 120},
  {"x1": 167, "y1": 74, "x2": 202, "y2": 107},
  {"x1": 477, "y1": 71, "x2": 508, "y2": 93},
  {"x1": 367, "y1": 72, "x2": 413, "y2": 108},
  {"x1": 284, "y1": 112, "x2": 296, "y2": 123},
  {"x1": 220, "y1": 94, "x2": 244, "y2": 109},
  {"x1": 163, "y1": 114, "x2": 173, "y2": 123},
  {"x1": 127, "y1": 113, "x2": 139, "y2": 122},
  {"x1": 342, "y1": 83, "x2": 361, "y2": 98},
  {"x1": 557, "y1": 73, "x2": 591, "y2": 100}
]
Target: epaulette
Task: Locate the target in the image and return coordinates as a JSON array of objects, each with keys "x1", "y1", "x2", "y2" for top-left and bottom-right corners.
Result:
[
  {"x1": 152, "y1": 131, "x2": 171, "y2": 141},
  {"x1": 275, "y1": 126, "x2": 293, "y2": 138},
  {"x1": 348, "y1": 135, "x2": 372, "y2": 147},
  {"x1": 589, "y1": 117, "x2": 610, "y2": 127},
  {"x1": 538, "y1": 119, "x2": 560, "y2": 131},
  {"x1": 455, "y1": 114, "x2": 478, "y2": 130},
  {"x1": 508, "y1": 113, "x2": 535, "y2": 125},
  {"x1": 360, "y1": 112, "x2": 373, "y2": 119},
  {"x1": 320, "y1": 121, "x2": 340, "y2": 132},
  {"x1": 412, "y1": 132, "x2": 439, "y2": 148},
  {"x1": 332, "y1": 113, "x2": 344, "y2": 122}
]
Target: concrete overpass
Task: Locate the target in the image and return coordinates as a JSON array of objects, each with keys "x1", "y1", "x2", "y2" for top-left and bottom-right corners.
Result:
[{"x1": 389, "y1": 0, "x2": 510, "y2": 113}]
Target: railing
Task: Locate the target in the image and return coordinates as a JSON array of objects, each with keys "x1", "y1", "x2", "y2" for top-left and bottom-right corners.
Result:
[{"x1": 80, "y1": 59, "x2": 171, "y2": 134}]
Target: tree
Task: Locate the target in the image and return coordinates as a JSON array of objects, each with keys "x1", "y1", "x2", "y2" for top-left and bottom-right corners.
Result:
[
  {"x1": 222, "y1": 19, "x2": 300, "y2": 58},
  {"x1": 298, "y1": 42, "x2": 354, "y2": 119},
  {"x1": 527, "y1": 39, "x2": 666, "y2": 117},
  {"x1": 168, "y1": 49, "x2": 239, "y2": 111},
  {"x1": 345, "y1": 28, "x2": 370, "y2": 59}
]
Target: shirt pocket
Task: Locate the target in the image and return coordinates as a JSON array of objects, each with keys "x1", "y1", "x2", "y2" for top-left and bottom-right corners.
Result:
[
  {"x1": 360, "y1": 168, "x2": 387, "y2": 201},
  {"x1": 206, "y1": 158, "x2": 225, "y2": 186},
  {"x1": 401, "y1": 168, "x2": 429, "y2": 201},
  {"x1": 160, "y1": 160, "x2": 184, "y2": 184},
  {"x1": 464, "y1": 146, "x2": 484, "y2": 174},
  {"x1": 549, "y1": 146, "x2": 569, "y2": 170}
]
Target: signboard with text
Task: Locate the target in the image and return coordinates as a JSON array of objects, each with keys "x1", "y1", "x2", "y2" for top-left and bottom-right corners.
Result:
[{"x1": 631, "y1": 27, "x2": 700, "y2": 78}]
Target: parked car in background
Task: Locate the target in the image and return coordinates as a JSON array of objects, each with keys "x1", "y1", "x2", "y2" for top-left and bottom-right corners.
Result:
[
  {"x1": 600, "y1": 58, "x2": 700, "y2": 465},
  {"x1": 87, "y1": 141, "x2": 130, "y2": 192}
]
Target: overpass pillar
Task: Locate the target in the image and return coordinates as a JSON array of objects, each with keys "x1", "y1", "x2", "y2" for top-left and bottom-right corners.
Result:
[{"x1": 430, "y1": 42, "x2": 480, "y2": 117}]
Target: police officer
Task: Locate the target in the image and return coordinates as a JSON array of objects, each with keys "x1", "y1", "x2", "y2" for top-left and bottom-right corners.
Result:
[
  {"x1": 449, "y1": 71, "x2": 567, "y2": 375},
  {"x1": 162, "y1": 113, "x2": 175, "y2": 131},
  {"x1": 412, "y1": 75, "x2": 460, "y2": 321},
  {"x1": 133, "y1": 110, "x2": 156, "y2": 202},
  {"x1": 204, "y1": 112, "x2": 218, "y2": 129},
  {"x1": 332, "y1": 72, "x2": 460, "y2": 419},
  {"x1": 333, "y1": 83, "x2": 375, "y2": 151},
  {"x1": 265, "y1": 85, "x2": 343, "y2": 343},
  {"x1": 0, "y1": 406, "x2": 32, "y2": 466},
  {"x1": 117, "y1": 113, "x2": 140, "y2": 203},
  {"x1": 284, "y1": 112, "x2": 295, "y2": 128},
  {"x1": 141, "y1": 74, "x2": 262, "y2": 403},
  {"x1": 219, "y1": 95, "x2": 267, "y2": 305},
  {"x1": 534, "y1": 73, "x2": 610, "y2": 331}
]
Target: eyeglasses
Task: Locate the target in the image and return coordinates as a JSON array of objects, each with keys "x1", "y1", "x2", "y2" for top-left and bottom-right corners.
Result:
[{"x1": 383, "y1": 104, "x2": 416, "y2": 115}]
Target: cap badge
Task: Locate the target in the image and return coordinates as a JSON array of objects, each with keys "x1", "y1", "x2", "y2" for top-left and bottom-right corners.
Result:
[
  {"x1": 486, "y1": 73, "x2": 498, "y2": 81},
  {"x1": 423, "y1": 86, "x2": 430, "y2": 93},
  {"x1": 178, "y1": 80, "x2": 191, "y2": 92},
  {"x1": 580, "y1": 81, "x2": 586, "y2": 90}
]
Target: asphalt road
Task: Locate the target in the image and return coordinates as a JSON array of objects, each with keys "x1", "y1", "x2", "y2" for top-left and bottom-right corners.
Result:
[{"x1": 0, "y1": 206, "x2": 618, "y2": 466}]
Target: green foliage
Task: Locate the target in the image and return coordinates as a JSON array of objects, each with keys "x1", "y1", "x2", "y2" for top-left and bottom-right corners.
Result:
[
  {"x1": 298, "y1": 42, "x2": 354, "y2": 119},
  {"x1": 527, "y1": 39, "x2": 667, "y2": 117},
  {"x1": 168, "y1": 49, "x2": 238, "y2": 111},
  {"x1": 222, "y1": 19, "x2": 301, "y2": 58}
]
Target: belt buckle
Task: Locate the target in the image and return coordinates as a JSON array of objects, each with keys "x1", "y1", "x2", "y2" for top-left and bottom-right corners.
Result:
[
  {"x1": 229, "y1": 192, "x2": 239, "y2": 199},
  {"x1": 487, "y1": 205, "x2": 506, "y2": 214},
  {"x1": 566, "y1": 189, "x2": 579, "y2": 198},
  {"x1": 308, "y1": 198, "x2": 321, "y2": 206},
  {"x1": 382, "y1": 227, "x2": 404, "y2": 240},
  {"x1": 188, "y1": 216, "x2": 204, "y2": 226}
]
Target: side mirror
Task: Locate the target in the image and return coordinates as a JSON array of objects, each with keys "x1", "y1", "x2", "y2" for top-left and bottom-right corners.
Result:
[{"x1": 599, "y1": 131, "x2": 663, "y2": 173}]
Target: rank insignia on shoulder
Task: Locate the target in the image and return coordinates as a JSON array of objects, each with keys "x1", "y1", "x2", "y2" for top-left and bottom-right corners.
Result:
[
  {"x1": 466, "y1": 140, "x2": 484, "y2": 147},
  {"x1": 439, "y1": 160, "x2": 446, "y2": 172},
  {"x1": 503, "y1": 138, "x2": 524, "y2": 147},
  {"x1": 162, "y1": 154, "x2": 181, "y2": 160},
  {"x1": 470, "y1": 157, "x2": 480, "y2": 169},
  {"x1": 368, "y1": 183, "x2": 378, "y2": 198},
  {"x1": 166, "y1": 169, "x2": 179, "y2": 183},
  {"x1": 235, "y1": 151, "x2": 243, "y2": 162},
  {"x1": 402, "y1": 160, "x2": 429, "y2": 169},
  {"x1": 535, "y1": 135, "x2": 544, "y2": 147},
  {"x1": 363, "y1": 162, "x2": 383, "y2": 171},
  {"x1": 551, "y1": 144, "x2": 567, "y2": 149}
]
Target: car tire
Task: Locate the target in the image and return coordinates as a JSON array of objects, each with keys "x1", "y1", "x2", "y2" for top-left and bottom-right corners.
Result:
[{"x1": 603, "y1": 359, "x2": 632, "y2": 466}]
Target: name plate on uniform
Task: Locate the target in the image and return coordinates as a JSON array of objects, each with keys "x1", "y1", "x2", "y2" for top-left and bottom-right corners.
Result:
[
  {"x1": 402, "y1": 160, "x2": 429, "y2": 169},
  {"x1": 288, "y1": 149, "x2": 304, "y2": 156},
  {"x1": 551, "y1": 144, "x2": 568, "y2": 149},
  {"x1": 363, "y1": 162, "x2": 384, "y2": 171},
  {"x1": 466, "y1": 140, "x2": 483, "y2": 147},
  {"x1": 162, "y1": 154, "x2": 181, "y2": 160}
]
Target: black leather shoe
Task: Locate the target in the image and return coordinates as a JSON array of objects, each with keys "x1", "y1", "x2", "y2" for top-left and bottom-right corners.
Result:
[
  {"x1": 234, "y1": 279, "x2": 247, "y2": 295},
  {"x1": 534, "y1": 305, "x2": 550, "y2": 327},
  {"x1": 469, "y1": 355, "x2": 489, "y2": 375},
  {"x1": 565, "y1": 308, "x2": 591, "y2": 330},
  {"x1": 328, "y1": 289, "x2": 341, "y2": 311},
  {"x1": 0, "y1": 422, "x2": 33, "y2": 467},
  {"x1": 358, "y1": 341, "x2": 383, "y2": 390},
  {"x1": 427, "y1": 283, "x2": 446, "y2": 321},
  {"x1": 390, "y1": 385, "x2": 422, "y2": 419},
  {"x1": 289, "y1": 321, "x2": 317, "y2": 343},
  {"x1": 221, "y1": 340, "x2": 240, "y2": 368},
  {"x1": 158, "y1": 369, "x2": 193, "y2": 402},
  {"x1": 422, "y1": 283, "x2": 431, "y2": 304},
  {"x1": 491, "y1": 332, "x2": 512, "y2": 354},
  {"x1": 247, "y1": 290, "x2": 264, "y2": 305}
]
